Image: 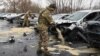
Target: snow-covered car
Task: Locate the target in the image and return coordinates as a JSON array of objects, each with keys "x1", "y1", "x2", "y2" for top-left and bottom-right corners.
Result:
[
  {"x1": 6, "y1": 13, "x2": 24, "y2": 23},
  {"x1": 19, "y1": 13, "x2": 69, "y2": 26},
  {"x1": 56, "y1": 10, "x2": 100, "y2": 28},
  {"x1": 0, "y1": 13, "x2": 7, "y2": 20},
  {"x1": 55, "y1": 10, "x2": 100, "y2": 25},
  {"x1": 5, "y1": 13, "x2": 38, "y2": 26},
  {"x1": 49, "y1": 10, "x2": 100, "y2": 36}
]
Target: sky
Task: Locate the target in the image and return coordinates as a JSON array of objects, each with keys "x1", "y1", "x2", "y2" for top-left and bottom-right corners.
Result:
[
  {"x1": 32, "y1": 0, "x2": 49, "y2": 8},
  {"x1": 31, "y1": 0, "x2": 100, "y2": 9}
]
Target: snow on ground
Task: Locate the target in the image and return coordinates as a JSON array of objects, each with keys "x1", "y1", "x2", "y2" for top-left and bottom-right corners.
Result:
[
  {"x1": 0, "y1": 27, "x2": 34, "y2": 38},
  {"x1": 0, "y1": 20, "x2": 9, "y2": 31},
  {"x1": 0, "y1": 20, "x2": 34, "y2": 42}
]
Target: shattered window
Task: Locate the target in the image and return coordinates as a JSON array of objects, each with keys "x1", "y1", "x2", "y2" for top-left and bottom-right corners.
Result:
[
  {"x1": 85, "y1": 12, "x2": 98, "y2": 21},
  {"x1": 95, "y1": 12, "x2": 100, "y2": 21}
]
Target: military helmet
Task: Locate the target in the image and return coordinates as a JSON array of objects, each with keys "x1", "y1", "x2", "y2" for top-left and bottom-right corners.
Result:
[{"x1": 48, "y1": 4, "x2": 57, "y2": 9}]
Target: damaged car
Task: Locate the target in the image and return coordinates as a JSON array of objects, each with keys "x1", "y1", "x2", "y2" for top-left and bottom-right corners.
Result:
[
  {"x1": 49, "y1": 10, "x2": 100, "y2": 35},
  {"x1": 65, "y1": 21, "x2": 100, "y2": 48},
  {"x1": 49, "y1": 10, "x2": 100, "y2": 48},
  {"x1": 82, "y1": 21, "x2": 100, "y2": 48},
  {"x1": 6, "y1": 13, "x2": 24, "y2": 23}
]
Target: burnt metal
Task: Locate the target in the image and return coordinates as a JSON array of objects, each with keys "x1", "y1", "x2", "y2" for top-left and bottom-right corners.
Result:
[{"x1": 49, "y1": 21, "x2": 100, "y2": 48}]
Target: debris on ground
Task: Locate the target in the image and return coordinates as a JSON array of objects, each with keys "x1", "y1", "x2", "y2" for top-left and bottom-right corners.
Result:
[
  {"x1": 8, "y1": 36, "x2": 15, "y2": 43},
  {"x1": 23, "y1": 45, "x2": 28, "y2": 52},
  {"x1": 0, "y1": 27, "x2": 33, "y2": 38},
  {"x1": 23, "y1": 32, "x2": 27, "y2": 36}
]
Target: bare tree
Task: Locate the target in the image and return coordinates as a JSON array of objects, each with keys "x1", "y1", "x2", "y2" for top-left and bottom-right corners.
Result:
[
  {"x1": 7, "y1": 0, "x2": 19, "y2": 12},
  {"x1": 6, "y1": 0, "x2": 40, "y2": 13},
  {"x1": 31, "y1": 3, "x2": 40, "y2": 13},
  {"x1": 5, "y1": 0, "x2": 98, "y2": 13},
  {"x1": 48, "y1": 0, "x2": 72, "y2": 13},
  {"x1": 17, "y1": 0, "x2": 32, "y2": 12}
]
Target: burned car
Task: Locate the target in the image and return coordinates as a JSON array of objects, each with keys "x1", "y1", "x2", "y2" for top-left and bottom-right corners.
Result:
[
  {"x1": 50, "y1": 20, "x2": 100, "y2": 48},
  {"x1": 83, "y1": 21, "x2": 100, "y2": 48},
  {"x1": 49, "y1": 10, "x2": 100, "y2": 48},
  {"x1": 54, "y1": 10, "x2": 100, "y2": 24},
  {"x1": 49, "y1": 10, "x2": 100, "y2": 35},
  {"x1": 6, "y1": 13, "x2": 38, "y2": 26},
  {"x1": 67, "y1": 21, "x2": 100, "y2": 48},
  {"x1": 6, "y1": 13, "x2": 24, "y2": 23}
]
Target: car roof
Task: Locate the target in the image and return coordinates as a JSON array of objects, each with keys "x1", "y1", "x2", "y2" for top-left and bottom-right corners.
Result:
[{"x1": 78, "y1": 10, "x2": 100, "y2": 13}]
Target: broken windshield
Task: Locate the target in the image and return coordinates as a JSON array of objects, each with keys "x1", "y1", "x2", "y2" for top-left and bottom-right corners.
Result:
[{"x1": 64, "y1": 12, "x2": 88, "y2": 21}]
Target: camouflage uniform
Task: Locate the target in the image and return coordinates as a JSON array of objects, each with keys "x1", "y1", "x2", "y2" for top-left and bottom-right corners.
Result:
[
  {"x1": 23, "y1": 11, "x2": 31, "y2": 27},
  {"x1": 37, "y1": 6, "x2": 55, "y2": 55}
]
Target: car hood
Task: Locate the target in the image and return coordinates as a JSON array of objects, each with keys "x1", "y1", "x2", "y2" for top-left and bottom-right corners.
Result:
[{"x1": 54, "y1": 19, "x2": 76, "y2": 24}]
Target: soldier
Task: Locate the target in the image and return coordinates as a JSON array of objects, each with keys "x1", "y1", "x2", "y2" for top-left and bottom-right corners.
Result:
[
  {"x1": 23, "y1": 10, "x2": 31, "y2": 27},
  {"x1": 37, "y1": 4, "x2": 57, "y2": 56}
]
